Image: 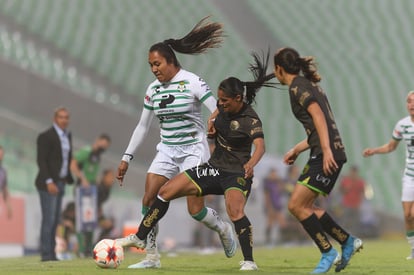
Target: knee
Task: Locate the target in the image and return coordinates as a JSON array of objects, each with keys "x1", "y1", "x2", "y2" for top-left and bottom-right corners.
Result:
[
  {"x1": 226, "y1": 205, "x2": 244, "y2": 221},
  {"x1": 157, "y1": 185, "x2": 173, "y2": 202},
  {"x1": 287, "y1": 199, "x2": 298, "y2": 217},
  {"x1": 142, "y1": 193, "x2": 155, "y2": 206},
  {"x1": 405, "y1": 212, "x2": 414, "y2": 222}
]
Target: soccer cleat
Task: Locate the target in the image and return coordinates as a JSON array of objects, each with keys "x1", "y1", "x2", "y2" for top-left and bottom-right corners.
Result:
[
  {"x1": 219, "y1": 222, "x2": 237, "y2": 258},
  {"x1": 311, "y1": 248, "x2": 341, "y2": 274},
  {"x1": 239, "y1": 260, "x2": 258, "y2": 270},
  {"x1": 335, "y1": 236, "x2": 363, "y2": 272},
  {"x1": 406, "y1": 255, "x2": 413, "y2": 260},
  {"x1": 115, "y1": 234, "x2": 146, "y2": 249},
  {"x1": 128, "y1": 257, "x2": 161, "y2": 269}
]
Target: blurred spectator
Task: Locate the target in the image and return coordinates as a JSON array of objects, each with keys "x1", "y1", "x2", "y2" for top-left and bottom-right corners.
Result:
[
  {"x1": 339, "y1": 165, "x2": 366, "y2": 234},
  {"x1": 96, "y1": 169, "x2": 118, "y2": 241},
  {"x1": 35, "y1": 106, "x2": 73, "y2": 261},
  {"x1": 263, "y1": 168, "x2": 287, "y2": 245},
  {"x1": 71, "y1": 133, "x2": 111, "y2": 257},
  {"x1": 284, "y1": 165, "x2": 300, "y2": 196},
  {"x1": 55, "y1": 202, "x2": 76, "y2": 260},
  {"x1": 0, "y1": 145, "x2": 12, "y2": 219}
]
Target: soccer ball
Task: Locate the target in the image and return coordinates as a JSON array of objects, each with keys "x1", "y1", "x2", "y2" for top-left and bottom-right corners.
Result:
[{"x1": 93, "y1": 239, "x2": 124, "y2": 268}]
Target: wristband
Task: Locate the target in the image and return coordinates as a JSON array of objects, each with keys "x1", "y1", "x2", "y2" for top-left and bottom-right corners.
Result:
[{"x1": 123, "y1": 153, "x2": 134, "y2": 161}]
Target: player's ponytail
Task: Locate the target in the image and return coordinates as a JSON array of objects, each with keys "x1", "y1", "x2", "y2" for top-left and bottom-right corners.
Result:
[
  {"x1": 273, "y1": 47, "x2": 321, "y2": 83},
  {"x1": 149, "y1": 16, "x2": 224, "y2": 67},
  {"x1": 218, "y1": 50, "x2": 276, "y2": 105}
]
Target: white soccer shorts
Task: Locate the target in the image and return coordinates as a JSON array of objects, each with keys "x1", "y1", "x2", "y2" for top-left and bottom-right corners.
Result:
[
  {"x1": 148, "y1": 141, "x2": 210, "y2": 180},
  {"x1": 401, "y1": 175, "x2": 414, "y2": 202}
]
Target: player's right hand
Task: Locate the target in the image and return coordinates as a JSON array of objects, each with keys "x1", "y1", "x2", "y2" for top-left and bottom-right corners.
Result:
[
  {"x1": 117, "y1": 161, "x2": 129, "y2": 186},
  {"x1": 362, "y1": 148, "x2": 374, "y2": 157}
]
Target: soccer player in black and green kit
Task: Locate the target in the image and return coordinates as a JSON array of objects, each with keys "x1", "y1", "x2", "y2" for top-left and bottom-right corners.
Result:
[
  {"x1": 273, "y1": 47, "x2": 362, "y2": 274},
  {"x1": 116, "y1": 52, "x2": 275, "y2": 271}
]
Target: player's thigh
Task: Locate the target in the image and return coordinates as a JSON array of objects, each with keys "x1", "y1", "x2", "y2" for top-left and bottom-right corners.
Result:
[
  {"x1": 158, "y1": 173, "x2": 198, "y2": 201},
  {"x1": 224, "y1": 189, "x2": 246, "y2": 221}
]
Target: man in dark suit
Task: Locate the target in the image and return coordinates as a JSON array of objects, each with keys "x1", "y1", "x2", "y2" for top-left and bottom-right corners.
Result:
[{"x1": 35, "y1": 106, "x2": 73, "y2": 261}]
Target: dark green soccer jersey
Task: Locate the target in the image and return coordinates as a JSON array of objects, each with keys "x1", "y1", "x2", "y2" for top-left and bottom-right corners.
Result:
[
  {"x1": 209, "y1": 104, "x2": 264, "y2": 173},
  {"x1": 289, "y1": 76, "x2": 346, "y2": 161}
]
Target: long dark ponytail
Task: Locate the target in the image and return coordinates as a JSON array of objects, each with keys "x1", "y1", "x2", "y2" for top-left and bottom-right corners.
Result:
[
  {"x1": 219, "y1": 50, "x2": 276, "y2": 105},
  {"x1": 149, "y1": 16, "x2": 224, "y2": 67},
  {"x1": 273, "y1": 47, "x2": 321, "y2": 83}
]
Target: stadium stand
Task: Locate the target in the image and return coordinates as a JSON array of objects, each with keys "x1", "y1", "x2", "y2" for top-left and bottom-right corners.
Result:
[{"x1": 0, "y1": 0, "x2": 251, "y2": 97}]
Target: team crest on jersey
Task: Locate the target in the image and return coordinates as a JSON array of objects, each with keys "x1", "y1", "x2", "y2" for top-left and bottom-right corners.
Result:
[
  {"x1": 230, "y1": 120, "x2": 240, "y2": 130},
  {"x1": 177, "y1": 81, "x2": 186, "y2": 92}
]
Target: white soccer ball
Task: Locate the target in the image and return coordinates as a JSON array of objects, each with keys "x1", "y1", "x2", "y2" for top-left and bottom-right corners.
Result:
[{"x1": 93, "y1": 239, "x2": 124, "y2": 268}]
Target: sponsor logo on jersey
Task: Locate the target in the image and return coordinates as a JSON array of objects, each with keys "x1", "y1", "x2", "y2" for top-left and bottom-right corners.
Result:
[{"x1": 250, "y1": 127, "x2": 263, "y2": 136}]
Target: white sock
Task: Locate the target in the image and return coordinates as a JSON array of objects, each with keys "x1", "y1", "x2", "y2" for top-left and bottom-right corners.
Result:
[
  {"x1": 200, "y1": 207, "x2": 226, "y2": 233},
  {"x1": 145, "y1": 223, "x2": 159, "y2": 259},
  {"x1": 407, "y1": 236, "x2": 414, "y2": 256}
]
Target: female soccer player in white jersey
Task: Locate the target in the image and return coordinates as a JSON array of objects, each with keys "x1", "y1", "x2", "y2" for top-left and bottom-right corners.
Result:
[
  {"x1": 116, "y1": 51, "x2": 275, "y2": 271},
  {"x1": 363, "y1": 91, "x2": 414, "y2": 260},
  {"x1": 116, "y1": 17, "x2": 236, "y2": 269}
]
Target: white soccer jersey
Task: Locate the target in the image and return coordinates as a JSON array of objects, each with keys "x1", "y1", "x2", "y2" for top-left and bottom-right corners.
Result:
[
  {"x1": 393, "y1": 116, "x2": 414, "y2": 178},
  {"x1": 144, "y1": 69, "x2": 214, "y2": 146}
]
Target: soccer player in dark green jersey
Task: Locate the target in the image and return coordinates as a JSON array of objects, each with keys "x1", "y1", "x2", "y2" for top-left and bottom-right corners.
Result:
[{"x1": 273, "y1": 47, "x2": 362, "y2": 274}]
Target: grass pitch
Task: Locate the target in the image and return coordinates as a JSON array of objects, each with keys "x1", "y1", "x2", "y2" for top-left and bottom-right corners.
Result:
[{"x1": 0, "y1": 239, "x2": 413, "y2": 274}]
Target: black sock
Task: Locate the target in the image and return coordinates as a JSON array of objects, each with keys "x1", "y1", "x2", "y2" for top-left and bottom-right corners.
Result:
[
  {"x1": 136, "y1": 197, "x2": 169, "y2": 240},
  {"x1": 234, "y1": 216, "x2": 253, "y2": 262},
  {"x1": 300, "y1": 213, "x2": 332, "y2": 253},
  {"x1": 319, "y1": 212, "x2": 350, "y2": 245}
]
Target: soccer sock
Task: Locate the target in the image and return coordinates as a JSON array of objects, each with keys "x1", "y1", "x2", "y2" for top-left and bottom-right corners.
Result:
[
  {"x1": 141, "y1": 205, "x2": 159, "y2": 256},
  {"x1": 406, "y1": 231, "x2": 414, "y2": 256},
  {"x1": 192, "y1": 207, "x2": 226, "y2": 233},
  {"x1": 141, "y1": 205, "x2": 150, "y2": 215},
  {"x1": 233, "y1": 216, "x2": 253, "y2": 262},
  {"x1": 136, "y1": 196, "x2": 169, "y2": 240},
  {"x1": 319, "y1": 212, "x2": 350, "y2": 245},
  {"x1": 300, "y1": 213, "x2": 332, "y2": 253}
]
